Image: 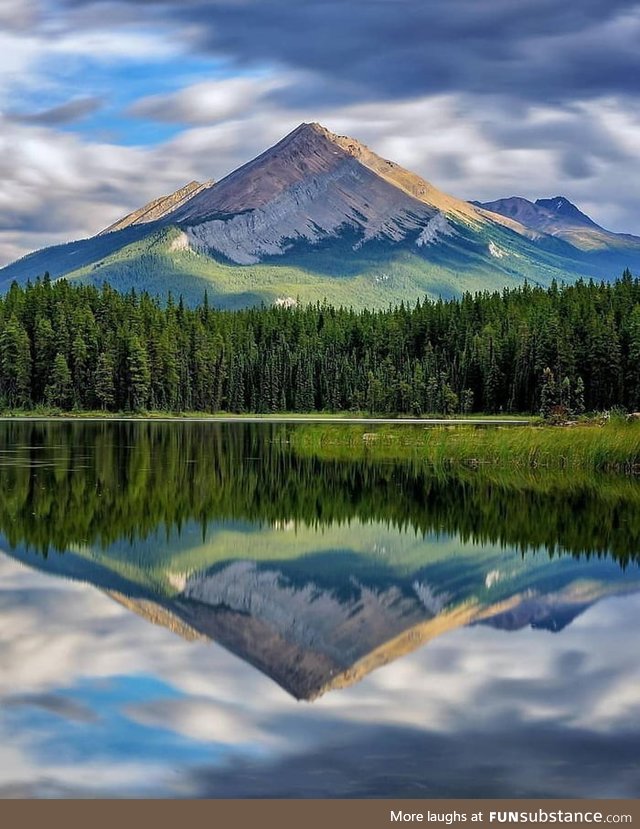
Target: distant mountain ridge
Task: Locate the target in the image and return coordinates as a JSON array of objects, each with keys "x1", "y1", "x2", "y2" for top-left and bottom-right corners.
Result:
[
  {"x1": 1, "y1": 122, "x2": 639, "y2": 308},
  {"x1": 475, "y1": 195, "x2": 640, "y2": 253}
]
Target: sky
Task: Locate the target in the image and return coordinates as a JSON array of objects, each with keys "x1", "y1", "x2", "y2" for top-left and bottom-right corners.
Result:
[{"x1": 0, "y1": 0, "x2": 639, "y2": 265}]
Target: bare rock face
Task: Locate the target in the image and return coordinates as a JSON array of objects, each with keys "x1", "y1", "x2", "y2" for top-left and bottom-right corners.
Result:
[
  {"x1": 184, "y1": 155, "x2": 436, "y2": 264},
  {"x1": 415, "y1": 212, "x2": 454, "y2": 247},
  {"x1": 95, "y1": 123, "x2": 554, "y2": 266},
  {"x1": 168, "y1": 123, "x2": 446, "y2": 263}
]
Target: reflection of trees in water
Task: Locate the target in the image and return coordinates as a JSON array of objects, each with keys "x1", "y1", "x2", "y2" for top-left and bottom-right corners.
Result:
[{"x1": 0, "y1": 421, "x2": 638, "y2": 564}]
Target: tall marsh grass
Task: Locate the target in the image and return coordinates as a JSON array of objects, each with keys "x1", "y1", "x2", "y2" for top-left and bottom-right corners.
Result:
[{"x1": 289, "y1": 420, "x2": 640, "y2": 472}]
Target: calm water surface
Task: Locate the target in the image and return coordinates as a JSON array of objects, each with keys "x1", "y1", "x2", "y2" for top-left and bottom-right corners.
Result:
[{"x1": 0, "y1": 421, "x2": 639, "y2": 798}]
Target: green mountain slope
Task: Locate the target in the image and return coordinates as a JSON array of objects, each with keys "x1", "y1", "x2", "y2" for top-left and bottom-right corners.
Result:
[{"x1": 58, "y1": 222, "x2": 602, "y2": 308}]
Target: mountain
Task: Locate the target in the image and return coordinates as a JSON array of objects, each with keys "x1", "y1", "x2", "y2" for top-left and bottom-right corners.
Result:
[
  {"x1": 4, "y1": 531, "x2": 638, "y2": 700},
  {"x1": 1, "y1": 122, "x2": 639, "y2": 308},
  {"x1": 476, "y1": 195, "x2": 640, "y2": 254},
  {"x1": 99, "y1": 179, "x2": 215, "y2": 234}
]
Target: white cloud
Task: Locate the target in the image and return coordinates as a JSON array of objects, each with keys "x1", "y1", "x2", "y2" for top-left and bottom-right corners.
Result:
[
  {"x1": 129, "y1": 75, "x2": 284, "y2": 125},
  {"x1": 0, "y1": 31, "x2": 41, "y2": 96},
  {"x1": 48, "y1": 28, "x2": 185, "y2": 61}
]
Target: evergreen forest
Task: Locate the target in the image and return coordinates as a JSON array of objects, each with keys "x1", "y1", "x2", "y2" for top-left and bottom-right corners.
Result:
[{"x1": 0, "y1": 270, "x2": 639, "y2": 415}]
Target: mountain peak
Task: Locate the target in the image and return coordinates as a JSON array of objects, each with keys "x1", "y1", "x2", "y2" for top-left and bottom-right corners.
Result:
[
  {"x1": 278, "y1": 120, "x2": 330, "y2": 141},
  {"x1": 478, "y1": 194, "x2": 604, "y2": 238},
  {"x1": 536, "y1": 195, "x2": 575, "y2": 211},
  {"x1": 473, "y1": 196, "x2": 541, "y2": 228},
  {"x1": 165, "y1": 120, "x2": 363, "y2": 224},
  {"x1": 281, "y1": 121, "x2": 371, "y2": 159},
  {"x1": 300, "y1": 121, "x2": 382, "y2": 161},
  {"x1": 534, "y1": 196, "x2": 599, "y2": 228},
  {"x1": 166, "y1": 119, "x2": 485, "y2": 258}
]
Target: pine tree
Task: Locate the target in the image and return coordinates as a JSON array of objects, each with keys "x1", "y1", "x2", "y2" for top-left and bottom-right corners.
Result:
[
  {"x1": 33, "y1": 316, "x2": 56, "y2": 402},
  {"x1": 540, "y1": 367, "x2": 558, "y2": 419},
  {"x1": 573, "y1": 376, "x2": 586, "y2": 416},
  {"x1": 95, "y1": 351, "x2": 116, "y2": 410},
  {"x1": 72, "y1": 333, "x2": 90, "y2": 408},
  {"x1": 461, "y1": 388, "x2": 474, "y2": 415},
  {"x1": 45, "y1": 353, "x2": 73, "y2": 409},
  {"x1": 626, "y1": 305, "x2": 640, "y2": 410},
  {"x1": 125, "y1": 335, "x2": 150, "y2": 412},
  {"x1": 0, "y1": 316, "x2": 31, "y2": 408}
]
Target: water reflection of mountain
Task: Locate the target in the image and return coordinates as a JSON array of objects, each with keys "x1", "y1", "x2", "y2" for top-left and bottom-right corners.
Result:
[
  {"x1": 4, "y1": 518, "x2": 639, "y2": 699},
  {"x1": 1, "y1": 420, "x2": 640, "y2": 699}
]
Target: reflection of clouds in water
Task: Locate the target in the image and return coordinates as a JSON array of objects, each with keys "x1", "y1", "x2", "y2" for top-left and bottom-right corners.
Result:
[
  {"x1": 124, "y1": 697, "x2": 280, "y2": 750},
  {"x1": 4, "y1": 693, "x2": 98, "y2": 723},
  {"x1": 187, "y1": 720, "x2": 640, "y2": 799},
  {"x1": 0, "y1": 552, "x2": 639, "y2": 797}
]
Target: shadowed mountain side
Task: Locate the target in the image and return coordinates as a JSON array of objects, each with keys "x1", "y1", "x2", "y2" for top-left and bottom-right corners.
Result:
[
  {"x1": 475, "y1": 196, "x2": 600, "y2": 235},
  {"x1": 0, "y1": 224, "x2": 155, "y2": 289}
]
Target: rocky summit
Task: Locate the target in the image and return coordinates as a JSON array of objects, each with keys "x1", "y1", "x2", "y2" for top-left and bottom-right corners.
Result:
[{"x1": 2, "y1": 122, "x2": 639, "y2": 308}]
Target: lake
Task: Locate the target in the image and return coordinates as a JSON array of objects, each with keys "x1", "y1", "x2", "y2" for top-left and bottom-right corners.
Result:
[{"x1": 0, "y1": 420, "x2": 639, "y2": 798}]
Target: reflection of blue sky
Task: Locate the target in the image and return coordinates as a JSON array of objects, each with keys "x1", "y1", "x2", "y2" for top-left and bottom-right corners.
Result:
[
  {"x1": 4, "y1": 676, "x2": 224, "y2": 769},
  {"x1": 1, "y1": 551, "x2": 639, "y2": 798}
]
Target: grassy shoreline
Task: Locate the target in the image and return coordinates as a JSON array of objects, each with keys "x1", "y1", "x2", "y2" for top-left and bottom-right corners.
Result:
[
  {"x1": 287, "y1": 420, "x2": 640, "y2": 473},
  {"x1": 0, "y1": 411, "x2": 638, "y2": 471}
]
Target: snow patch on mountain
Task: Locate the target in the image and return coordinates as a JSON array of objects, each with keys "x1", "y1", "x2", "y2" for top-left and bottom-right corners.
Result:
[{"x1": 168, "y1": 231, "x2": 190, "y2": 252}]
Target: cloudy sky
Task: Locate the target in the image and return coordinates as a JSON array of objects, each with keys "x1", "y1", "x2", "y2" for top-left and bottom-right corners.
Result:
[{"x1": 1, "y1": 0, "x2": 639, "y2": 265}]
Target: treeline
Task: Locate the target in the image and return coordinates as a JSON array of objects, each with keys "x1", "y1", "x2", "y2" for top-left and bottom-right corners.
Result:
[{"x1": 0, "y1": 270, "x2": 639, "y2": 414}]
